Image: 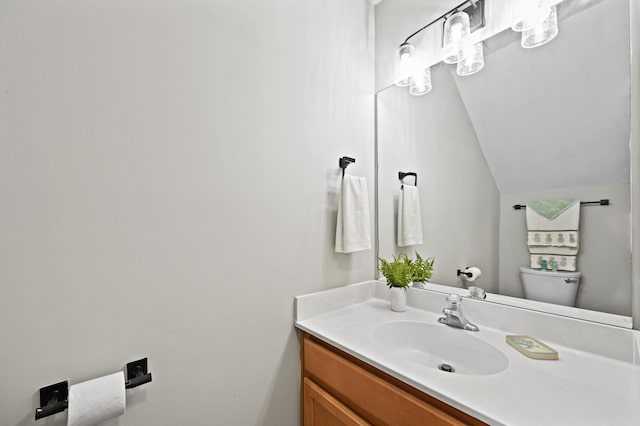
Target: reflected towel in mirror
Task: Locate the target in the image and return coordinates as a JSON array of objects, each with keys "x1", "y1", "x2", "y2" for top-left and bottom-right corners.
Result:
[
  {"x1": 526, "y1": 201, "x2": 580, "y2": 231},
  {"x1": 526, "y1": 200, "x2": 581, "y2": 271},
  {"x1": 527, "y1": 231, "x2": 579, "y2": 248},
  {"x1": 397, "y1": 185, "x2": 423, "y2": 247}
]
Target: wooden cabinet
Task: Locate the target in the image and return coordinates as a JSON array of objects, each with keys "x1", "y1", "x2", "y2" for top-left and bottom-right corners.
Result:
[
  {"x1": 303, "y1": 378, "x2": 371, "y2": 426},
  {"x1": 300, "y1": 332, "x2": 486, "y2": 426}
]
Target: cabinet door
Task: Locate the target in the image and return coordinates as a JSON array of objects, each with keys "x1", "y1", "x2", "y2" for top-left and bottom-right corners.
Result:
[
  {"x1": 303, "y1": 378, "x2": 371, "y2": 426},
  {"x1": 302, "y1": 333, "x2": 484, "y2": 426}
]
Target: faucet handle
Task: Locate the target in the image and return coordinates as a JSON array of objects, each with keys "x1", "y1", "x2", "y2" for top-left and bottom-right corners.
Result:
[
  {"x1": 446, "y1": 294, "x2": 461, "y2": 309},
  {"x1": 469, "y1": 286, "x2": 486, "y2": 300}
]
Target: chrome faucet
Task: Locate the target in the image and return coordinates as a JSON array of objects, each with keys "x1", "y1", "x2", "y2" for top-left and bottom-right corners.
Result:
[
  {"x1": 438, "y1": 294, "x2": 479, "y2": 332},
  {"x1": 468, "y1": 286, "x2": 486, "y2": 300}
]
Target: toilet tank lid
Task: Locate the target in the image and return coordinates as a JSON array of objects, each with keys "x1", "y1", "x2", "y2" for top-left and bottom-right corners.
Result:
[{"x1": 519, "y1": 266, "x2": 581, "y2": 278}]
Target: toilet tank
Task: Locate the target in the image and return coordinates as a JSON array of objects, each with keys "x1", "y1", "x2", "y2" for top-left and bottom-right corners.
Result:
[{"x1": 519, "y1": 267, "x2": 581, "y2": 307}]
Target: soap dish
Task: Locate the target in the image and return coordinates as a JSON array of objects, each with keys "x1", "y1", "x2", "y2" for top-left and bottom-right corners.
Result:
[{"x1": 506, "y1": 335, "x2": 558, "y2": 360}]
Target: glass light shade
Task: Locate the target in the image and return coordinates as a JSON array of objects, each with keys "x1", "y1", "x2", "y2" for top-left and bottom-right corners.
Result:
[
  {"x1": 409, "y1": 67, "x2": 432, "y2": 96},
  {"x1": 443, "y1": 11, "x2": 471, "y2": 64},
  {"x1": 457, "y1": 43, "x2": 484, "y2": 76},
  {"x1": 394, "y1": 43, "x2": 415, "y2": 87},
  {"x1": 511, "y1": 0, "x2": 552, "y2": 32},
  {"x1": 521, "y1": 5, "x2": 558, "y2": 48}
]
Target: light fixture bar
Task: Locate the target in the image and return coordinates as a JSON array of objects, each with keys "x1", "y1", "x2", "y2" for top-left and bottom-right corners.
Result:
[{"x1": 402, "y1": 0, "x2": 482, "y2": 44}]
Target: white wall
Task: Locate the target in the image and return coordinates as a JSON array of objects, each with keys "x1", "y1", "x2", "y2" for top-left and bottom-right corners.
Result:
[
  {"x1": 499, "y1": 185, "x2": 632, "y2": 316},
  {"x1": 0, "y1": 1, "x2": 375, "y2": 425},
  {"x1": 377, "y1": 64, "x2": 500, "y2": 292},
  {"x1": 631, "y1": 0, "x2": 640, "y2": 328}
]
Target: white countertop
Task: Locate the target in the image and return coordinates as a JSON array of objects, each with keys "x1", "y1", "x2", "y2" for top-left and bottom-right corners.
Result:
[{"x1": 295, "y1": 281, "x2": 640, "y2": 426}]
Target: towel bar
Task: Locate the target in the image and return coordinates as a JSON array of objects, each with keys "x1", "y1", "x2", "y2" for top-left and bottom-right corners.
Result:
[
  {"x1": 512, "y1": 199, "x2": 609, "y2": 210},
  {"x1": 339, "y1": 156, "x2": 355, "y2": 177},
  {"x1": 398, "y1": 171, "x2": 417, "y2": 186}
]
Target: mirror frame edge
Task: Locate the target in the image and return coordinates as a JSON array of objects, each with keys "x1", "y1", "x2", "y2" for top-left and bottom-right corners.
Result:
[{"x1": 631, "y1": 0, "x2": 640, "y2": 330}]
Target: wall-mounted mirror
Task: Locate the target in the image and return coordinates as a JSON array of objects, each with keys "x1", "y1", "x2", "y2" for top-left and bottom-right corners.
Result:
[{"x1": 376, "y1": 0, "x2": 632, "y2": 324}]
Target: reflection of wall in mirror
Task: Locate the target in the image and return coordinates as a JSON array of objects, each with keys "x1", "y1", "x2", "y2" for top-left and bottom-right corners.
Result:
[
  {"x1": 377, "y1": 65, "x2": 500, "y2": 293},
  {"x1": 456, "y1": 0, "x2": 632, "y2": 316}
]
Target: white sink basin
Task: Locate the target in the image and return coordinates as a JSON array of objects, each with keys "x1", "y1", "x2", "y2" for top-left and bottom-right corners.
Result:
[{"x1": 373, "y1": 321, "x2": 509, "y2": 376}]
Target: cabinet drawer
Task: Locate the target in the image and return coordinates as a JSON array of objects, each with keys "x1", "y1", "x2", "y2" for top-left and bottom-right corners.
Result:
[
  {"x1": 302, "y1": 333, "x2": 484, "y2": 426},
  {"x1": 304, "y1": 377, "x2": 371, "y2": 426}
]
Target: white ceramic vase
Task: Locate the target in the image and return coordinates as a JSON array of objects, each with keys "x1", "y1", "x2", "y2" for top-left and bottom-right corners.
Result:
[
  {"x1": 411, "y1": 281, "x2": 427, "y2": 290},
  {"x1": 390, "y1": 287, "x2": 407, "y2": 312}
]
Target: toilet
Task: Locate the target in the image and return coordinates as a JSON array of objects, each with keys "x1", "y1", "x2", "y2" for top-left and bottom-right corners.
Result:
[{"x1": 519, "y1": 267, "x2": 581, "y2": 306}]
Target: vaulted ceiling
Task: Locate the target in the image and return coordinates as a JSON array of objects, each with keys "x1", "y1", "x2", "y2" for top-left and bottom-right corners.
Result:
[{"x1": 452, "y1": 0, "x2": 630, "y2": 193}]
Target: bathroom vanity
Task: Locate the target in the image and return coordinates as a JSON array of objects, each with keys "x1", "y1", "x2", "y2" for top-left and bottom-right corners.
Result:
[
  {"x1": 295, "y1": 281, "x2": 640, "y2": 426},
  {"x1": 302, "y1": 331, "x2": 483, "y2": 425}
]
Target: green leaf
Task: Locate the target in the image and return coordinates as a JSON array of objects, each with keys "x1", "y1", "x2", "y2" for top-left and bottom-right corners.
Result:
[
  {"x1": 378, "y1": 254, "x2": 413, "y2": 287},
  {"x1": 410, "y1": 252, "x2": 435, "y2": 283}
]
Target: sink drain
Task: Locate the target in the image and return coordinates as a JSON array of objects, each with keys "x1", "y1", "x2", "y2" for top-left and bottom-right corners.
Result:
[{"x1": 438, "y1": 363, "x2": 455, "y2": 373}]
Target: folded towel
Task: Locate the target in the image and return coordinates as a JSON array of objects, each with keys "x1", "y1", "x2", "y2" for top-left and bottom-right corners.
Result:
[
  {"x1": 397, "y1": 185, "x2": 423, "y2": 247},
  {"x1": 530, "y1": 255, "x2": 576, "y2": 272},
  {"x1": 527, "y1": 199, "x2": 579, "y2": 220},
  {"x1": 528, "y1": 246, "x2": 579, "y2": 256},
  {"x1": 526, "y1": 201, "x2": 580, "y2": 231},
  {"x1": 526, "y1": 200, "x2": 581, "y2": 271},
  {"x1": 527, "y1": 231, "x2": 578, "y2": 248},
  {"x1": 335, "y1": 175, "x2": 371, "y2": 253}
]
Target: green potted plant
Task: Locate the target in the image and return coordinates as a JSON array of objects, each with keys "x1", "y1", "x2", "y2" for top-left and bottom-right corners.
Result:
[
  {"x1": 378, "y1": 254, "x2": 413, "y2": 311},
  {"x1": 411, "y1": 252, "x2": 435, "y2": 286}
]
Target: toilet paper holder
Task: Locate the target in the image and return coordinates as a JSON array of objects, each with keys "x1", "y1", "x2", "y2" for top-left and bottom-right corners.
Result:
[
  {"x1": 457, "y1": 268, "x2": 473, "y2": 278},
  {"x1": 35, "y1": 357, "x2": 152, "y2": 420},
  {"x1": 125, "y1": 357, "x2": 152, "y2": 389},
  {"x1": 35, "y1": 380, "x2": 69, "y2": 420}
]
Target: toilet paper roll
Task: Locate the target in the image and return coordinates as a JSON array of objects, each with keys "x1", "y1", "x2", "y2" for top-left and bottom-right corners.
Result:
[
  {"x1": 68, "y1": 371, "x2": 126, "y2": 426},
  {"x1": 462, "y1": 267, "x2": 482, "y2": 282}
]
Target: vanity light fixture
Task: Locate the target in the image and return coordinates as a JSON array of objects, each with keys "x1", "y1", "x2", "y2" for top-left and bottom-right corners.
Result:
[
  {"x1": 511, "y1": 0, "x2": 553, "y2": 32},
  {"x1": 512, "y1": 0, "x2": 559, "y2": 48},
  {"x1": 394, "y1": 42, "x2": 416, "y2": 87},
  {"x1": 521, "y1": 5, "x2": 558, "y2": 48},
  {"x1": 394, "y1": 0, "x2": 485, "y2": 96},
  {"x1": 457, "y1": 42, "x2": 484, "y2": 76},
  {"x1": 443, "y1": 11, "x2": 472, "y2": 64},
  {"x1": 409, "y1": 67, "x2": 432, "y2": 96}
]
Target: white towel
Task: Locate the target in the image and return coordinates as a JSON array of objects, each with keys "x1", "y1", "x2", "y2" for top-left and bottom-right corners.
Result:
[
  {"x1": 526, "y1": 202, "x2": 580, "y2": 231},
  {"x1": 526, "y1": 202, "x2": 581, "y2": 270},
  {"x1": 335, "y1": 175, "x2": 371, "y2": 253},
  {"x1": 397, "y1": 185, "x2": 423, "y2": 247},
  {"x1": 527, "y1": 231, "x2": 579, "y2": 248},
  {"x1": 528, "y1": 246, "x2": 578, "y2": 256}
]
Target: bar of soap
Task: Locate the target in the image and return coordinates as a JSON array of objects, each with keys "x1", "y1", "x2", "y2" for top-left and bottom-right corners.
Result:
[{"x1": 506, "y1": 335, "x2": 559, "y2": 360}]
